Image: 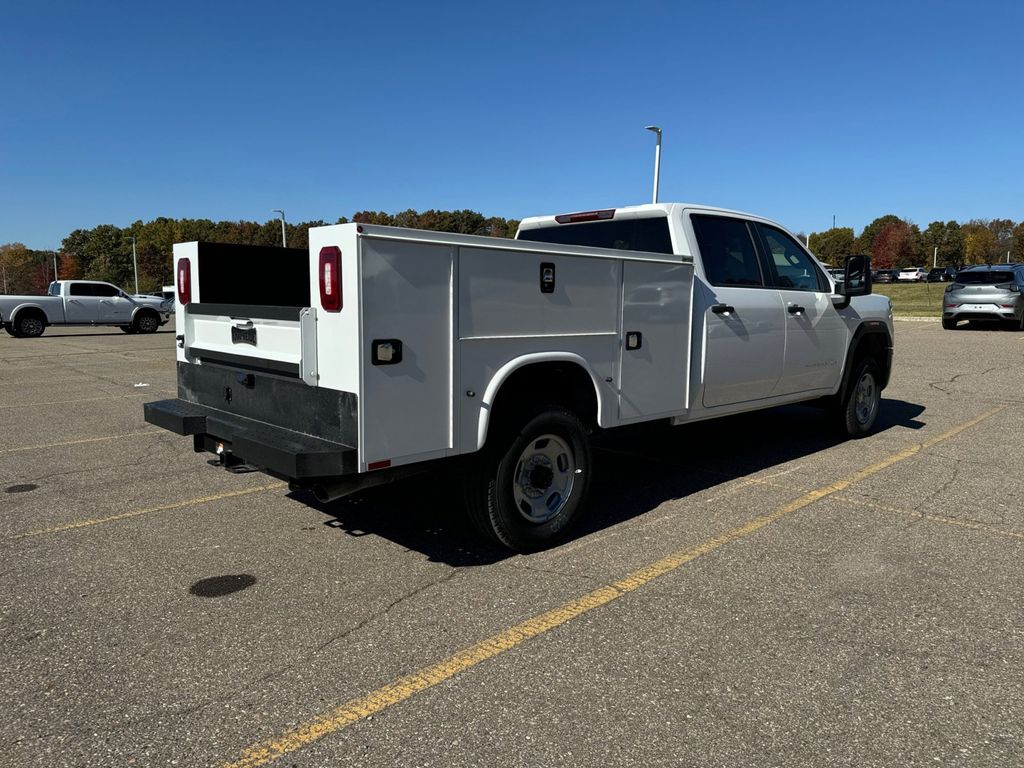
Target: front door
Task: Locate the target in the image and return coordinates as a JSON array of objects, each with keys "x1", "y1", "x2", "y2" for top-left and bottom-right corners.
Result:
[
  {"x1": 755, "y1": 224, "x2": 847, "y2": 396},
  {"x1": 94, "y1": 284, "x2": 133, "y2": 323}
]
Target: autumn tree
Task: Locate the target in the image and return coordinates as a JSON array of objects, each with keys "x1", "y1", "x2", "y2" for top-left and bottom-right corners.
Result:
[
  {"x1": 871, "y1": 221, "x2": 918, "y2": 270},
  {"x1": 808, "y1": 227, "x2": 855, "y2": 266}
]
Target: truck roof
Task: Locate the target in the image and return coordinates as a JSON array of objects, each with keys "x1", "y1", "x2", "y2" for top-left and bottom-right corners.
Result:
[{"x1": 517, "y1": 202, "x2": 772, "y2": 231}]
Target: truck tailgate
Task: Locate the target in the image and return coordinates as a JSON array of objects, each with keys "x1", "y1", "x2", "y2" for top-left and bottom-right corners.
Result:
[{"x1": 184, "y1": 304, "x2": 316, "y2": 382}]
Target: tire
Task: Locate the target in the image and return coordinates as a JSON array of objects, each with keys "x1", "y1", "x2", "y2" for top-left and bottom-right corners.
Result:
[
  {"x1": 119, "y1": 325, "x2": 137, "y2": 334},
  {"x1": 14, "y1": 312, "x2": 46, "y2": 338},
  {"x1": 942, "y1": 318, "x2": 957, "y2": 330},
  {"x1": 3, "y1": 324, "x2": 21, "y2": 337},
  {"x1": 464, "y1": 406, "x2": 592, "y2": 552},
  {"x1": 133, "y1": 311, "x2": 160, "y2": 334},
  {"x1": 834, "y1": 357, "x2": 882, "y2": 438}
]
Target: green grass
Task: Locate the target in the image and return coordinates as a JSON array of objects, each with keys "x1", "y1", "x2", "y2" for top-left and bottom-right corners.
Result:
[{"x1": 872, "y1": 282, "x2": 945, "y2": 317}]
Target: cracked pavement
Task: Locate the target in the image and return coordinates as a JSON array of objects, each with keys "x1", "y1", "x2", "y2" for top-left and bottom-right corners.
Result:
[{"x1": 1, "y1": 319, "x2": 1022, "y2": 767}]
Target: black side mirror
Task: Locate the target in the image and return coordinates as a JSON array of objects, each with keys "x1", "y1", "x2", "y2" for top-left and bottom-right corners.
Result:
[{"x1": 832, "y1": 254, "x2": 872, "y2": 308}]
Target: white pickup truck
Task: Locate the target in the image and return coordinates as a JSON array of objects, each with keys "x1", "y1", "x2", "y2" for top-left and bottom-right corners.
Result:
[
  {"x1": 0, "y1": 280, "x2": 172, "y2": 337},
  {"x1": 144, "y1": 204, "x2": 893, "y2": 550}
]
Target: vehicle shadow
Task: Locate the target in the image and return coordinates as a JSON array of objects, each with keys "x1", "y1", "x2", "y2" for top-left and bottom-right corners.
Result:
[
  {"x1": 298, "y1": 398, "x2": 926, "y2": 567},
  {"x1": 21, "y1": 329, "x2": 177, "y2": 338}
]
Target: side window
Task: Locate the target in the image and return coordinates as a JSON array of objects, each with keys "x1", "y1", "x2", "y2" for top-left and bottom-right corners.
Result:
[
  {"x1": 758, "y1": 225, "x2": 828, "y2": 292},
  {"x1": 69, "y1": 283, "x2": 94, "y2": 296},
  {"x1": 690, "y1": 215, "x2": 764, "y2": 287},
  {"x1": 93, "y1": 284, "x2": 119, "y2": 297}
]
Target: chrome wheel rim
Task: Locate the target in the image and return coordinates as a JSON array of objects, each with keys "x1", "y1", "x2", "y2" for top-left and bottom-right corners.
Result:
[
  {"x1": 21, "y1": 317, "x2": 43, "y2": 336},
  {"x1": 854, "y1": 371, "x2": 878, "y2": 426},
  {"x1": 513, "y1": 434, "x2": 576, "y2": 524}
]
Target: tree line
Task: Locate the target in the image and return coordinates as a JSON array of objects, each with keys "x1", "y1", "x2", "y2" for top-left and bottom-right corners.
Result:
[
  {"x1": 0, "y1": 209, "x2": 521, "y2": 295},
  {"x1": 808, "y1": 216, "x2": 1024, "y2": 270},
  {"x1": 3, "y1": 209, "x2": 1021, "y2": 296}
]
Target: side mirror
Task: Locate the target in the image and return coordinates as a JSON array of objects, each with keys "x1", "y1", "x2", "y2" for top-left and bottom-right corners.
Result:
[
  {"x1": 843, "y1": 254, "x2": 872, "y2": 297},
  {"x1": 832, "y1": 254, "x2": 871, "y2": 308}
]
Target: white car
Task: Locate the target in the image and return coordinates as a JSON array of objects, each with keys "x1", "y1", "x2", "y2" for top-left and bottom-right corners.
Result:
[{"x1": 898, "y1": 267, "x2": 928, "y2": 282}]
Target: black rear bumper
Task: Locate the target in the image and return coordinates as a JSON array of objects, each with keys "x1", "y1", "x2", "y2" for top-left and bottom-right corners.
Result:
[{"x1": 144, "y1": 398, "x2": 357, "y2": 479}]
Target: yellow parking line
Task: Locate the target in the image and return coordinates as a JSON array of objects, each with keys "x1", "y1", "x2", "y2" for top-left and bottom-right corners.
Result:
[
  {"x1": 0, "y1": 430, "x2": 161, "y2": 455},
  {"x1": 222, "y1": 405, "x2": 1005, "y2": 768},
  {"x1": 15, "y1": 483, "x2": 286, "y2": 538},
  {"x1": 836, "y1": 493, "x2": 1024, "y2": 540}
]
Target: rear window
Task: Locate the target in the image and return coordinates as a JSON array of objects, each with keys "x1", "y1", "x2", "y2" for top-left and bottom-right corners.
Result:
[
  {"x1": 517, "y1": 217, "x2": 674, "y2": 254},
  {"x1": 956, "y1": 270, "x2": 1015, "y2": 285}
]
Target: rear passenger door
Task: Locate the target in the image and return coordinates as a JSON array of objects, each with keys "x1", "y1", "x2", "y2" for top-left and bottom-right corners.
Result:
[
  {"x1": 690, "y1": 214, "x2": 786, "y2": 408},
  {"x1": 755, "y1": 224, "x2": 847, "y2": 395},
  {"x1": 64, "y1": 283, "x2": 100, "y2": 322}
]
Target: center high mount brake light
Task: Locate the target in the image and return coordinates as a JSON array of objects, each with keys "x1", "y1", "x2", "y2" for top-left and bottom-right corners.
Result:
[{"x1": 554, "y1": 209, "x2": 615, "y2": 224}]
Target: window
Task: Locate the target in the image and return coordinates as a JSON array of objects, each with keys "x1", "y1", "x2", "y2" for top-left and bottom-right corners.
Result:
[
  {"x1": 690, "y1": 215, "x2": 764, "y2": 287},
  {"x1": 757, "y1": 225, "x2": 828, "y2": 292},
  {"x1": 517, "y1": 217, "x2": 674, "y2": 254},
  {"x1": 47, "y1": 283, "x2": 61, "y2": 296},
  {"x1": 955, "y1": 270, "x2": 1015, "y2": 285},
  {"x1": 69, "y1": 283, "x2": 94, "y2": 296},
  {"x1": 93, "y1": 284, "x2": 119, "y2": 297}
]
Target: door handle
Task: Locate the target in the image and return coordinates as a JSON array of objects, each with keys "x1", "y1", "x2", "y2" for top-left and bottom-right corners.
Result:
[
  {"x1": 788, "y1": 305, "x2": 805, "y2": 315},
  {"x1": 711, "y1": 304, "x2": 735, "y2": 315}
]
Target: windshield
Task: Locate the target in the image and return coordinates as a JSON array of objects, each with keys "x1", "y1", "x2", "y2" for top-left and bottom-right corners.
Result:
[{"x1": 956, "y1": 270, "x2": 1015, "y2": 285}]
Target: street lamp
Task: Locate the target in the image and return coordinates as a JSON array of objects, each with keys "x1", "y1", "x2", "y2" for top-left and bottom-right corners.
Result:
[
  {"x1": 273, "y1": 209, "x2": 287, "y2": 247},
  {"x1": 645, "y1": 125, "x2": 662, "y2": 204},
  {"x1": 130, "y1": 236, "x2": 138, "y2": 295}
]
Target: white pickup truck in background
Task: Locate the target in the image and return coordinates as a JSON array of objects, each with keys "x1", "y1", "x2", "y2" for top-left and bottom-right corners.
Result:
[
  {"x1": 144, "y1": 203, "x2": 893, "y2": 551},
  {"x1": 0, "y1": 280, "x2": 172, "y2": 337}
]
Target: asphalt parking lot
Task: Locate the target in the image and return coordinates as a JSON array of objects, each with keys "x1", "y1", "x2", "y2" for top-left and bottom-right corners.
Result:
[{"x1": 1, "y1": 319, "x2": 1022, "y2": 767}]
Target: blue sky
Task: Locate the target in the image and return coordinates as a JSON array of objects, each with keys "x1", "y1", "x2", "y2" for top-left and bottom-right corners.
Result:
[{"x1": 2, "y1": 0, "x2": 1021, "y2": 249}]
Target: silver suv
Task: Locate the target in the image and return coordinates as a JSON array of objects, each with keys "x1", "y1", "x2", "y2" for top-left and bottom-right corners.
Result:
[{"x1": 942, "y1": 264, "x2": 1024, "y2": 330}]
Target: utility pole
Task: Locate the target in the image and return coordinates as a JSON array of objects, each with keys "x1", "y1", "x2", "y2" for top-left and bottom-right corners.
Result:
[
  {"x1": 53, "y1": 254, "x2": 58, "y2": 282},
  {"x1": 934, "y1": 246, "x2": 938, "y2": 268},
  {"x1": 130, "y1": 236, "x2": 139, "y2": 295},
  {"x1": 833, "y1": 214, "x2": 836, "y2": 229},
  {"x1": 273, "y1": 209, "x2": 287, "y2": 247}
]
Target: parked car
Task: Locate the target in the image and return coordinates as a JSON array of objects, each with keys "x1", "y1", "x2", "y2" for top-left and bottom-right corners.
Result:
[
  {"x1": 942, "y1": 264, "x2": 1024, "y2": 330},
  {"x1": 898, "y1": 267, "x2": 928, "y2": 282},
  {"x1": 927, "y1": 266, "x2": 958, "y2": 282},
  {"x1": 873, "y1": 269, "x2": 898, "y2": 283}
]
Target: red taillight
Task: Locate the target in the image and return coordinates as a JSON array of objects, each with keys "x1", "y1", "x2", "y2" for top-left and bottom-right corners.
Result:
[
  {"x1": 176, "y1": 258, "x2": 191, "y2": 305},
  {"x1": 319, "y1": 246, "x2": 342, "y2": 312},
  {"x1": 554, "y1": 209, "x2": 615, "y2": 224}
]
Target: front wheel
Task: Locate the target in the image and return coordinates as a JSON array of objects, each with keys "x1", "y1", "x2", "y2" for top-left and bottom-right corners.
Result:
[
  {"x1": 464, "y1": 407, "x2": 592, "y2": 552},
  {"x1": 834, "y1": 357, "x2": 882, "y2": 438},
  {"x1": 133, "y1": 311, "x2": 160, "y2": 334},
  {"x1": 119, "y1": 325, "x2": 137, "y2": 334},
  {"x1": 3, "y1": 324, "x2": 21, "y2": 337}
]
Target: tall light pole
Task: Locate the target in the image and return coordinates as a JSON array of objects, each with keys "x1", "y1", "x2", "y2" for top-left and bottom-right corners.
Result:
[
  {"x1": 53, "y1": 253, "x2": 58, "y2": 282},
  {"x1": 273, "y1": 209, "x2": 287, "y2": 247},
  {"x1": 644, "y1": 126, "x2": 662, "y2": 204},
  {"x1": 130, "y1": 236, "x2": 139, "y2": 295}
]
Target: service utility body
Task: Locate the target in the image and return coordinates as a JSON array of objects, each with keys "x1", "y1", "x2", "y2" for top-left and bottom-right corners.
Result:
[{"x1": 144, "y1": 204, "x2": 894, "y2": 550}]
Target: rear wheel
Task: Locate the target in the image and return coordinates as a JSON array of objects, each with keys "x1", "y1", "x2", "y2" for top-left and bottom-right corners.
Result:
[
  {"x1": 14, "y1": 312, "x2": 45, "y2": 338},
  {"x1": 464, "y1": 406, "x2": 592, "y2": 552},
  {"x1": 133, "y1": 311, "x2": 160, "y2": 334},
  {"x1": 942, "y1": 318, "x2": 958, "y2": 330}
]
